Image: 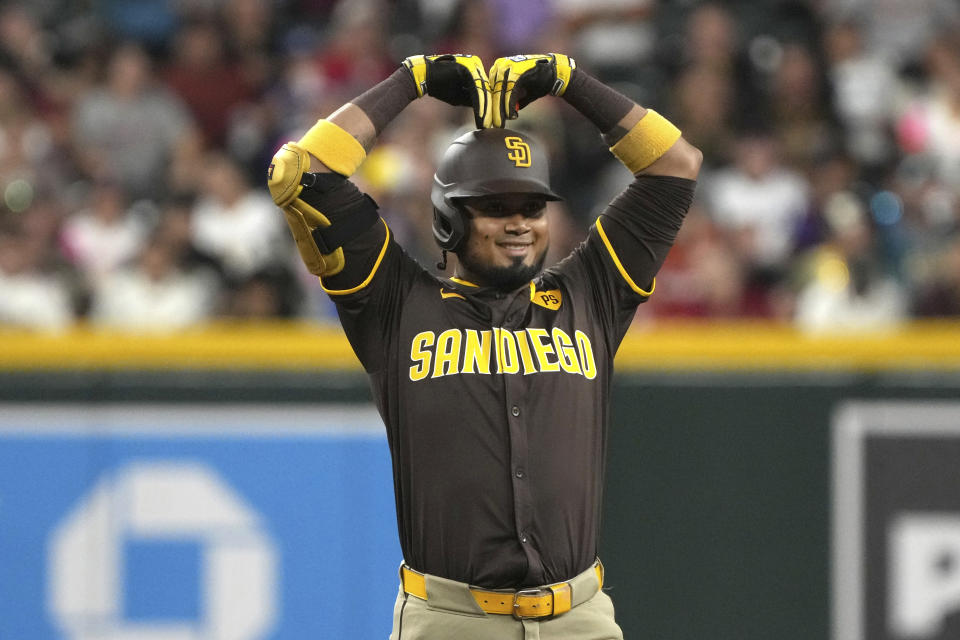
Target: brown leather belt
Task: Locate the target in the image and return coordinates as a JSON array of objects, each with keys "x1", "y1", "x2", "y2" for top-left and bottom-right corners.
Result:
[{"x1": 400, "y1": 561, "x2": 604, "y2": 619}]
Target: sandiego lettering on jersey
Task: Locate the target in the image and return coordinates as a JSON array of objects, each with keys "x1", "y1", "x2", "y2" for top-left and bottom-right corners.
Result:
[{"x1": 409, "y1": 327, "x2": 597, "y2": 381}]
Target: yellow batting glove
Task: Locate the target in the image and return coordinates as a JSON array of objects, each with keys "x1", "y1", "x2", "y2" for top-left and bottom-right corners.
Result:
[
  {"x1": 402, "y1": 54, "x2": 492, "y2": 128},
  {"x1": 489, "y1": 53, "x2": 576, "y2": 127}
]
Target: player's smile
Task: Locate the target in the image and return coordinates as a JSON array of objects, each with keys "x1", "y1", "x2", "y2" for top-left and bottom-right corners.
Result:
[
  {"x1": 496, "y1": 238, "x2": 534, "y2": 257},
  {"x1": 457, "y1": 193, "x2": 549, "y2": 289}
]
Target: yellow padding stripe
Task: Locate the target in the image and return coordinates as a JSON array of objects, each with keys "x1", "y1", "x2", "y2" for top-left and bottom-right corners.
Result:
[
  {"x1": 297, "y1": 119, "x2": 367, "y2": 177},
  {"x1": 0, "y1": 324, "x2": 360, "y2": 371},
  {"x1": 595, "y1": 217, "x2": 655, "y2": 296},
  {"x1": 320, "y1": 219, "x2": 390, "y2": 296},
  {"x1": 4, "y1": 322, "x2": 960, "y2": 372},
  {"x1": 610, "y1": 110, "x2": 682, "y2": 173}
]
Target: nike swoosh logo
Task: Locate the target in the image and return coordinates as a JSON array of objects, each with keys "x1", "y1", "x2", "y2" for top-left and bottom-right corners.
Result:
[{"x1": 440, "y1": 289, "x2": 466, "y2": 300}]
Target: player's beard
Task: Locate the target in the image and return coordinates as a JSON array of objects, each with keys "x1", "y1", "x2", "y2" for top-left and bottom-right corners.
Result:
[{"x1": 457, "y1": 246, "x2": 548, "y2": 291}]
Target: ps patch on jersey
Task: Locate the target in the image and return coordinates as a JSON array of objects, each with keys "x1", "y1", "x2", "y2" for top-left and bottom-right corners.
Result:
[{"x1": 531, "y1": 285, "x2": 562, "y2": 310}]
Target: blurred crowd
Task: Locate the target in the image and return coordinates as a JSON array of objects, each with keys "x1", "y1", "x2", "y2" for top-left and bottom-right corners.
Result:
[{"x1": 0, "y1": 0, "x2": 959, "y2": 333}]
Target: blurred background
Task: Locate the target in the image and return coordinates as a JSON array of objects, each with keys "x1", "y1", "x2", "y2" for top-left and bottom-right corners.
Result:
[
  {"x1": 0, "y1": 0, "x2": 958, "y2": 331},
  {"x1": 1, "y1": 0, "x2": 960, "y2": 639}
]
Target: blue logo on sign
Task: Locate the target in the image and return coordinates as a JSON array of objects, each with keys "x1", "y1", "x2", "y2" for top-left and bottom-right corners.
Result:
[{"x1": 0, "y1": 405, "x2": 401, "y2": 640}]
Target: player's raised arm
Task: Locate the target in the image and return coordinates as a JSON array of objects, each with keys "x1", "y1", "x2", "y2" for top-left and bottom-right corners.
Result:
[
  {"x1": 488, "y1": 53, "x2": 701, "y2": 178},
  {"x1": 266, "y1": 54, "x2": 491, "y2": 280},
  {"x1": 489, "y1": 53, "x2": 702, "y2": 298}
]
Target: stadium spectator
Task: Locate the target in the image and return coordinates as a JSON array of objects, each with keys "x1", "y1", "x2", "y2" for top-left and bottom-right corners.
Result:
[
  {"x1": 664, "y1": 3, "x2": 754, "y2": 168},
  {"x1": 684, "y1": 2, "x2": 738, "y2": 71},
  {"x1": 766, "y1": 42, "x2": 838, "y2": 169},
  {"x1": 71, "y1": 42, "x2": 202, "y2": 199},
  {"x1": 153, "y1": 196, "x2": 224, "y2": 281},
  {"x1": 705, "y1": 130, "x2": 810, "y2": 273},
  {"x1": 552, "y1": 0, "x2": 655, "y2": 77},
  {"x1": 225, "y1": 265, "x2": 301, "y2": 319},
  {"x1": 190, "y1": 151, "x2": 289, "y2": 280},
  {"x1": 314, "y1": 0, "x2": 395, "y2": 97},
  {"x1": 0, "y1": 4, "x2": 56, "y2": 93},
  {"x1": 221, "y1": 0, "x2": 275, "y2": 55},
  {"x1": 794, "y1": 192, "x2": 908, "y2": 332},
  {"x1": 823, "y1": 19, "x2": 900, "y2": 168},
  {"x1": 0, "y1": 220, "x2": 74, "y2": 332},
  {"x1": 886, "y1": 154, "x2": 958, "y2": 315},
  {"x1": 486, "y1": 0, "x2": 555, "y2": 52},
  {"x1": 60, "y1": 181, "x2": 149, "y2": 283},
  {"x1": 794, "y1": 151, "x2": 860, "y2": 253},
  {"x1": 895, "y1": 34, "x2": 960, "y2": 189},
  {"x1": 93, "y1": 0, "x2": 178, "y2": 47},
  {"x1": 670, "y1": 63, "x2": 737, "y2": 167},
  {"x1": 89, "y1": 233, "x2": 219, "y2": 332},
  {"x1": 822, "y1": 0, "x2": 960, "y2": 69},
  {"x1": 162, "y1": 20, "x2": 256, "y2": 148},
  {"x1": 432, "y1": 0, "x2": 506, "y2": 69},
  {"x1": 914, "y1": 235, "x2": 960, "y2": 317},
  {"x1": 0, "y1": 68, "x2": 61, "y2": 197},
  {"x1": 640, "y1": 202, "x2": 760, "y2": 319}
]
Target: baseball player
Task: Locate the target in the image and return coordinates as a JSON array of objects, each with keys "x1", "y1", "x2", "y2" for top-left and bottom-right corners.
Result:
[{"x1": 268, "y1": 53, "x2": 701, "y2": 639}]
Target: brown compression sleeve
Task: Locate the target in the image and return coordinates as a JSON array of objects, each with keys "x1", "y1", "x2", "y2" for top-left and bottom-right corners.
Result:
[
  {"x1": 350, "y1": 67, "x2": 419, "y2": 135},
  {"x1": 600, "y1": 175, "x2": 697, "y2": 286},
  {"x1": 561, "y1": 70, "x2": 636, "y2": 134}
]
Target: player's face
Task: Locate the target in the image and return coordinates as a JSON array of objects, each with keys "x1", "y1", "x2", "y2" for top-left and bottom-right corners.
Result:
[{"x1": 456, "y1": 193, "x2": 549, "y2": 290}]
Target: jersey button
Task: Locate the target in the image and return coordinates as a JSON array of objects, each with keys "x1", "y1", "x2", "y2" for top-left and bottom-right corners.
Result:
[
  {"x1": 515, "y1": 468, "x2": 525, "y2": 478},
  {"x1": 511, "y1": 406, "x2": 520, "y2": 417},
  {"x1": 520, "y1": 533, "x2": 529, "y2": 544}
]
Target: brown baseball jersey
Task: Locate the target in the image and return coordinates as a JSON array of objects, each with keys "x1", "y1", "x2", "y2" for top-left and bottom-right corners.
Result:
[{"x1": 319, "y1": 171, "x2": 695, "y2": 590}]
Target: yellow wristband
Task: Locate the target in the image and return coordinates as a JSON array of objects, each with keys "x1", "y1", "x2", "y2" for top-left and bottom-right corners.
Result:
[
  {"x1": 609, "y1": 110, "x2": 682, "y2": 173},
  {"x1": 297, "y1": 119, "x2": 367, "y2": 177}
]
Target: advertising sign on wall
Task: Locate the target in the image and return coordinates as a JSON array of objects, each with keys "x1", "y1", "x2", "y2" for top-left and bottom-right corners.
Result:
[
  {"x1": 834, "y1": 401, "x2": 960, "y2": 640},
  {"x1": 0, "y1": 404, "x2": 401, "y2": 640}
]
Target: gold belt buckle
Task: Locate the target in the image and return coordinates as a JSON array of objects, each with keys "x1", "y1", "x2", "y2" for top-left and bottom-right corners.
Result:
[{"x1": 512, "y1": 588, "x2": 550, "y2": 620}]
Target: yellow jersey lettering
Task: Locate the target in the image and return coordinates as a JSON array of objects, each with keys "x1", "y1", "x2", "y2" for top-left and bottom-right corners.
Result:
[
  {"x1": 528, "y1": 328, "x2": 560, "y2": 372},
  {"x1": 575, "y1": 330, "x2": 597, "y2": 380},
  {"x1": 408, "y1": 326, "x2": 595, "y2": 381},
  {"x1": 409, "y1": 331, "x2": 435, "y2": 381},
  {"x1": 514, "y1": 330, "x2": 538, "y2": 375},
  {"x1": 462, "y1": 329, "x2": 492, "y2": 374},
  {"x1": 495, "y1": 328, "x2": 520, "y2": 374},
  {"x1": 505, "y1": 136, "x2": 531, "y2": 167},
  {"x1": 432, "y1": 329, "x2": 462, "y2": 378},
  {"x1": 552, "y1": 328, "x2": 582, "y2": 375}
]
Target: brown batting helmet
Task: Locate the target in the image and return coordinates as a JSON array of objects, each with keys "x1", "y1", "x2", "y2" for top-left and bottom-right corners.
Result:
[{"x1": 431, "y1": 128, "x2": 562, "y2": 252}]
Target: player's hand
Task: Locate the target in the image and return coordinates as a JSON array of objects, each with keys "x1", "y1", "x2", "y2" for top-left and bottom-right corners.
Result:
[
  {"x1": 488, "y1": 54, "x2": 576, "y2": 127},
  {"x1": 402, "y1": 54, "x2": 491, "y2": 128}
]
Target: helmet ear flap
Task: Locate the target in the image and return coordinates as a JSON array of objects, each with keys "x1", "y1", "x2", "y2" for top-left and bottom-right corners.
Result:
[{"x1": 432, "y1": 203, "x2": 469, "y2": 253}]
